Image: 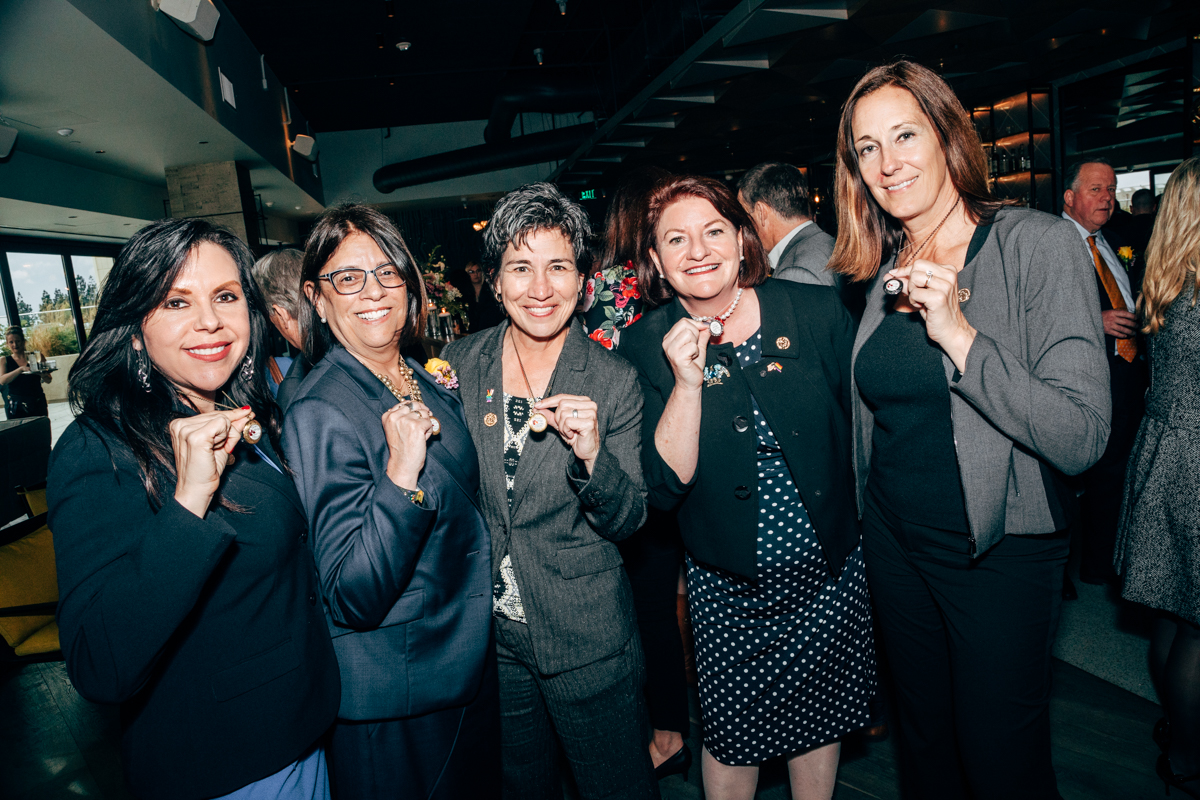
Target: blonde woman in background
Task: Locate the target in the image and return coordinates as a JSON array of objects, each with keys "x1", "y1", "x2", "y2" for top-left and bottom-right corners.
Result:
[{"x1": 1114, "y1": 155, "x2": 1200, "y2": 797}]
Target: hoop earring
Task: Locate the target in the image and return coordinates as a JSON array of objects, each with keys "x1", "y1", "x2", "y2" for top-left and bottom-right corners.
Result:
[
  {"x1": 136, "y1": 350, "x2": 151, "y2": 392},
  {"x1": 241, "y1": 354, "x2": 254, "y2": 382}
]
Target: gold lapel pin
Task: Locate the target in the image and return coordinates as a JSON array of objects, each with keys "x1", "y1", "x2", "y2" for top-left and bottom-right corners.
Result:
[
  {"x1": 484, "y1": 412, "x2": 498, "y2": 427},
  {"x1": 958, "y1": 288, "x2": 971, "y2": 303},
  {"x1": 776, "y1": 336, "x2": 790, "y2": 350}
]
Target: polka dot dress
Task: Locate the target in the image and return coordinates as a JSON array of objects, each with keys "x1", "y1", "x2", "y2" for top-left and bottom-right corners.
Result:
[{"x1": 686, "y1": 329, "x2": 877, "y2": 765}]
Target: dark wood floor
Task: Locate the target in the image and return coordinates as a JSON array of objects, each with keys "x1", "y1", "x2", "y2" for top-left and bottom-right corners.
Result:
[{"x1": 0, "y1": 658, "x2": 1164, "y2": 799}]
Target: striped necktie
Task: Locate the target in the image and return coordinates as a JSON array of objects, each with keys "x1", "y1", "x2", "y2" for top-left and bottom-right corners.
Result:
[{"x1": 1087, "y1": 235, "x2": 1137, "y2": 363}]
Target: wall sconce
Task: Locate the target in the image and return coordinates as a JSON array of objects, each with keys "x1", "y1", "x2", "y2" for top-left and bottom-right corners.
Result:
[
  {"x1": 557, "y1": 0, "x2": 567, "y2": 14},
  {"x1": 152, "y1": 0, "x2": 220, "y2": 42},
  {"x1": 291, "y1": 134, "x2": 319, "y2": 161}
]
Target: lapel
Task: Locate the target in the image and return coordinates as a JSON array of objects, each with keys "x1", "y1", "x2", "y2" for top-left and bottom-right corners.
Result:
[
  {"x1": 459, "y1": 323, "x2": 511, "y2": 530},
  {"x1": 231, "y1": 434, "x2": 306, "y2": 519},
  {"x1": 407, "y1": 358, "x2": 482, "y2": 514},
  {"x1": 777, "y1": 222, "x2": 818, "y2": 268},
  {"x1": 508, "y1": 319, "x2": 591, "y2": 518}
]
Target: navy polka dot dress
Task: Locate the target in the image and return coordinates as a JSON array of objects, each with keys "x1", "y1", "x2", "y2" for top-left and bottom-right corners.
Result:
[{"x1": 686, "y1": 329, "x2": 876, "y2": 765}]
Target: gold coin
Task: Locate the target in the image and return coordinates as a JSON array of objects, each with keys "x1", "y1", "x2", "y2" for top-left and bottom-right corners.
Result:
[
  {"x1": 776, "y1": 336, "x2": 790, "y2": 349},
  {"x1": 243, "y1": 420, "x2": 263, "y2": 444},
  {"x1": 484, "y1": 412, "x2": 498, "y2": 427}
]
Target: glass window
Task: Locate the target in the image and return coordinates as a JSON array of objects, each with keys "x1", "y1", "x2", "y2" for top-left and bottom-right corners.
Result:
[
  {"x1": 1116, "y1": 170, "x2": 1151, "y2": 214},
  {"x1": 7, "y1": 252, "x2": 80, "y2": 357},
  {"x1": 70, "y1": 256, "x2": 112, "y2": 337}
]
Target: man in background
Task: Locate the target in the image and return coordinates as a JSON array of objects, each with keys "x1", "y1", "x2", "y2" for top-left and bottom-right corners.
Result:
[
  {"x1": 737, "y1": 162, "x2": 836, "y2": 289},
  {"x1": 251, "y1": 248, "x2": 309, "y2": 412},
  {"x1": 1062, "y1": 159, "x2": 1147, "y2": 589}
]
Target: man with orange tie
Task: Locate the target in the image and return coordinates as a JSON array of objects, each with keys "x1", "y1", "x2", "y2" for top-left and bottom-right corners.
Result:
[{"x1": 1062, "y1": 159, "x2": 1147, "y2": 589}]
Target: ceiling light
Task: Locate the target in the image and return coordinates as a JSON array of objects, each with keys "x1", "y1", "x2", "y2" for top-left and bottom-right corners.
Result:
[
  {"x1": 294, "y1": 205, "x2": 301, "y2": 210},
  {"x1": 152, "y1": 0, "x2": 220, "y2": 42},
  {"x1": 265, "y1": 201, "x2": 274, "y2": 207},
  {"x1": 557, "y1": 0, "x2": 567, "y2": 13},
  {"x1": 57, "y1": 128, "x2": 74, "y2": 137},
  {"x1": 534, "y1": 47, "x2": 544, "y2": 66},
  {"x1": 472, "y1": 220, "x2": 489, "y2": 231},
  {"x1": 385, "y1": 0, "x2": 395, "y2": 17},
  {"x1": 376, "y1": 32, "x2": 385, "y2": 49},
  {"x1": 396, "y1": 41, "x2": 411, "y2": 51}
]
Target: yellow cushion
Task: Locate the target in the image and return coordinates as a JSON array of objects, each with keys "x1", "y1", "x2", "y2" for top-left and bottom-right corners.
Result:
[
  {"x1": 0, "y1": 526, "x2": 57, "y2": 648},
  {"x1": 19, "y1": 488, "x2": 47, "y2": 516},
  {"x1": 13, "y1": 621, "x2": 59, "y2": 657}
]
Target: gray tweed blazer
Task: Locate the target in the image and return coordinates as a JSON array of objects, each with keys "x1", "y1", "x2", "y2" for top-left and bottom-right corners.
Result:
[
  {"x1": 774, "y1": 221, "x2": 837, "y2": 288},
  {"x1": 851, "y1": 206, "x2": 1112, "y2": 557},
  {"x1": 442, "y1": 318, "x2": 647, "y2": 674}
]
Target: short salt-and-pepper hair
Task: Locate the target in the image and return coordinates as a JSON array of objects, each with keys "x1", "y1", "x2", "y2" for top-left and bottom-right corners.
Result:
[{"x1": 481, "y1": 182, "x2": 593, "y2": 286}]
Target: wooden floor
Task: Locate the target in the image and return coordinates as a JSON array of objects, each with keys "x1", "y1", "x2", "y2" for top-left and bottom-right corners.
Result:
[{"x1": 1, "y1": 657, "x2": 1164, "y2": 799}]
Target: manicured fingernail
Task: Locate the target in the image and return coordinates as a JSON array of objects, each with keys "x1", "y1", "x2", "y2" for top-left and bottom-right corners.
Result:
[{"x1": 241, "y1": 405, "x2": 251, "y2": 410}]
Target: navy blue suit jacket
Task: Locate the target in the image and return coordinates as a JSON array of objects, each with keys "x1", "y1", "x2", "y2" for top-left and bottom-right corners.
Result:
[{"x1": 283, "y1": 346, "x2": 493, "y2": 721}]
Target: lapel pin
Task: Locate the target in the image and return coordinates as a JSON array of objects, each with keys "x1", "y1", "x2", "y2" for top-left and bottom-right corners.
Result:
[
  {"x1": 703, "y1": 364, "x2": 730, "y2": 388},
  {"x1": 958, "y1": 288, "x2": 971, "y2": 303},
  {"x1": 767, "y1": 362, "x2": 782, "y2": 373},
  {"x1": 776, "y1": 336, "x2": 790, "y2": 350},
  {"x1": 486, "y1": 388, "x2": 494, "y2": 403},
  {"x1": 484, "y1": 412, "x2": 498, "y2": 427}
]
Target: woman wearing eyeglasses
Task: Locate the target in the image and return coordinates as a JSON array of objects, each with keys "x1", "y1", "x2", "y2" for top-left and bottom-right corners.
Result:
[{"x1": 283, "y1": 204, "x2": 499, "y2": 800}]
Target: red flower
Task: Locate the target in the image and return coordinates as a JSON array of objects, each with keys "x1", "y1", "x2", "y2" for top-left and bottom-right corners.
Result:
[
  {"x1": 615, "y1": 295, "x2": 628, "y2": 308},
  {"x1": 629, "y1": 313, "x2": 642, "y2": 325},
  {"x1": 588, "y1": 328, "x2": 614, "y2": 349}
]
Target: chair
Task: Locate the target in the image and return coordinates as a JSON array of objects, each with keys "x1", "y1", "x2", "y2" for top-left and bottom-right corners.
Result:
[{"x1": 0, "y1": 510, "x2": 61, "y2": 666}]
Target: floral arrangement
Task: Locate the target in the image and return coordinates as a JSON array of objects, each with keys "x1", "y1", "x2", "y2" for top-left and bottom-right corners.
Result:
[
  {"x1": 424, "y1": 357, "x2": 459, "y2": 390},
  {"x1": 421, "y1": 245, "x2": 467, "y2": 324},
  {"x1": 1117, "y1": 246, "x2": 1135, "y2": 272}
]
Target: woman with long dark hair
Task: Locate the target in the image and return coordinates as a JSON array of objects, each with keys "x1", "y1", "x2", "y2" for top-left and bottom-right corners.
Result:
[
  {"x1": 1115, "y1": 156, "x2": 1200, "y2": 796},
  {"x1": 47, "y1": 219, "x2": 340, "y2": 800},
  {"x1": 830, "y1": 60, "x2": 1109, "y2": 799}
]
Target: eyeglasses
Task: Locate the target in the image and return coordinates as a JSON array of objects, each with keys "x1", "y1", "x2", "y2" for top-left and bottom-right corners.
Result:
[{"x1": 318, "y1": 265, "x2": 405, "y2": 295}]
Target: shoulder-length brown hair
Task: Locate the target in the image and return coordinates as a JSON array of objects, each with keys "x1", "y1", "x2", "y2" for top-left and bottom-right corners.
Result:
[
  {"x1": 300, "y1": 204, "x2": 427, "y2": 364},
  {"x1": 637, "y1": 175, "x2": 770, "y2": 308},
  {"x1": 1138, "y1": 156, "x2": 1200, "y2": 335},
  {"x1": 827, "y1": 60, "x2": 1002, "y2": 282}
]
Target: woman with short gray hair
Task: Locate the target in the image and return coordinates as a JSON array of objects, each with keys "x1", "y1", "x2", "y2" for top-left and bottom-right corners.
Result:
[{"x1": 443, "y1": 182, "x2": 658, "y2": 800}]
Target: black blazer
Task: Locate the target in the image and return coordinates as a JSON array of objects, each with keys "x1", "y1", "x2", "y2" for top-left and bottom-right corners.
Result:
[
  {"x1": 442, "y1": 319, "x2": 646, "y2": 674},
  {"x1": 282, "y1": 346, "x2": 494, "y2": 721},
  {"x1": 47, "y1": 419, "x2": 340, "y2": 800},
  {"x1": 621, "y1": 278, "x2": 858, "y2": 580}
]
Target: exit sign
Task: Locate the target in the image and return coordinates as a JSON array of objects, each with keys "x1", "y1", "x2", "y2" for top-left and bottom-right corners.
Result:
[{"x1": 579, "y1": 189, "x2": 597, "y2": 200}]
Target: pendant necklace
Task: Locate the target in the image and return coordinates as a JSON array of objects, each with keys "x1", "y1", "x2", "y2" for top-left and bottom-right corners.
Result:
[
  {"x1": 369, "y1": 361, "x2": 441, "y2": 435},
  {"x1": 510, "y1": 328, "x2": 549, "y2": 434},
  {"x1": 688, "y1": 286, "x2": 744, "y2": 336},
  {"x1": 175, "y1": 390, "x2": 264, "y2": 444},
  {"x1": 884, "y1": 196, "x2": 961, "y2": 296}
]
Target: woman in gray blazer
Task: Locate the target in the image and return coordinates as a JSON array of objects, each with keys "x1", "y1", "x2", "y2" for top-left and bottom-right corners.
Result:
[
  {"x1": 828, "y1": 61, "x2": 1110, "y2": 800},
  {"x1": 441, "y1": 182, "x2": 657, "y2": 800}
]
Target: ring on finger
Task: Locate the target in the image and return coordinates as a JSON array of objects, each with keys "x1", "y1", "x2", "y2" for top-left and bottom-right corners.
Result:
[{"x1": 571, "y1": 409, "x2": 579, "y2": 418}]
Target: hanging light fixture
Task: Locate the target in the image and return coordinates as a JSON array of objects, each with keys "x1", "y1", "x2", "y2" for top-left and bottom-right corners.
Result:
[
  {"x1": 533, "y1": 47, "x2": 545, "y2": 66},
  {"x1": 557, "y1": 0, "x2": 567, "y2": 14}
]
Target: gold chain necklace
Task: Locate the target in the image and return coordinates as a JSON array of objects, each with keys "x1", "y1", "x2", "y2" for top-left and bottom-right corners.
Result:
[
  {"x1": 509, "y1": 328, "x2": 549, "y2": 433},
  {"x1": 902, "y1": 196, "x2": 961, "y2": 270},
  {"x1": 369, "y1": 361, "x2": 441, "y2": 435}
]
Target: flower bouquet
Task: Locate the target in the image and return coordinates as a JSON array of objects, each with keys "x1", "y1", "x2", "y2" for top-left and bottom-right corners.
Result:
[{"x1": 421, "y1": 245, "x2": 467, "y2": 330}]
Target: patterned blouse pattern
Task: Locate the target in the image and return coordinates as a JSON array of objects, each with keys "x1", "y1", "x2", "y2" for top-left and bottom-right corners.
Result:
[
  {"x1": 493, "y1": 392, "x2": 533, "y2": 624},
  {"x1": 583, "y1": 261, "x2": 643, "y2": 351}
]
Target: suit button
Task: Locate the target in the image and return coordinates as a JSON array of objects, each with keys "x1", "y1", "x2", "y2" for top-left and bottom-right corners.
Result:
[
  {"x1": 814, "y1": 489, "x2": 823, "y2": 497},
  {"x1": 792, "y1": 430, "x2": 800, "y2": 437},
  {"x1": 759, "y1": 369, "x2": 767, "y2": 377},
  {"x1": 733, "y1": 416, "x2": 749, "y2": 433},
  {"x1": 717, "y1": 352, "x2": 732, "y2": 366},
  {"x1": 299, "y1": 532, "x2": 307, "y2": 543},
  {"x1": 734, "y1": 486, "x2": 751, "y2": 500},
  {"x1": 308, "y1": 592, "x2": 317, "y2": 606}
]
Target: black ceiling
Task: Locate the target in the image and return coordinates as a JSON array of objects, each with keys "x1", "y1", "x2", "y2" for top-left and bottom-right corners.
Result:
[{"x1": 221, "y1": 0, "x2": 734, "y2": 132}]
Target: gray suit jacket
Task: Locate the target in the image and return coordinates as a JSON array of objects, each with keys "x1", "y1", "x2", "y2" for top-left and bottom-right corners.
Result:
[
  {"x1": 442, "y1": 319, "x2": 647, "y2": 675},
  {"x1": 774, "y1": 222, "x2": 837, "y2": 288},
  {"x1": 851, "y1": 206, "x2": 1111, "y2": 557}
]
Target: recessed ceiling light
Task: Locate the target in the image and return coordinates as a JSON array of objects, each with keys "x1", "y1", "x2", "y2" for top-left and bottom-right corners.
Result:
[
  {"x1": 396, "y1": 41, "x2": 411, "y2": 51},
  {"x1": 57, "y1": 128, "x2": 74, "y2": 137},
  {"x1": 294, "y1": 205, "x2": 301, "y2": 210},
  {"x1": 265, "y1": 201, "x2": 274, "y2": 207}
]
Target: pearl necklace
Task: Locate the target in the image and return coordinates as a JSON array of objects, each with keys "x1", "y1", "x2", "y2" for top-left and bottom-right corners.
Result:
[{"x1": 688, "y1": 286, "x2": 744, "y2": 336}]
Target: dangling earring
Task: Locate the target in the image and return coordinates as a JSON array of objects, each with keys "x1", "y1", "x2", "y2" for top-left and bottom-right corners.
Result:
[
  {"x1": 136, "y1": 350, "x2": 151, "y2": 392},
  {"x1": 241, "y1": 354, "x2": 254, "y2": 382}
]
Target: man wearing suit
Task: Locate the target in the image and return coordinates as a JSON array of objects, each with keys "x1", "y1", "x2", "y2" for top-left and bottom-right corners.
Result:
[
  {"x1": 1063, "y1": 159, "x2": 1148, "y2": 586},
  {"x1": 251, "y1": 248, "x2": 311, "y2": 412},
  {"x1": 737, "y1": 162, "x2": 837, "y2": 288}
]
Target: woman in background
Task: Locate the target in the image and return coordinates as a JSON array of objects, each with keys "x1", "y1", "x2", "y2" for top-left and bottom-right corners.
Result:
[
  {"x1": 2, "y1": 325, "x2": 52, "y2": 418},
  {"x1": 583, "y1": 166, "x2": 692, "y2": 780},
  {"x1": 1115, "y1": 156, "x2": 1200, "y2": 797},
  {"x1": 48, "y1": 219, "x2": 339, "y2": 800}
]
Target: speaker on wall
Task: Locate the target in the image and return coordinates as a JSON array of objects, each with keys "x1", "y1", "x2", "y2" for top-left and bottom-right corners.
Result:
[
  {"x1": 153, "y1": 0, "x2": 220, "y2": 42},
  {"x1": 0, "y1": 124, "x2": 17, "y2": 159},
  {"x1": 291, "y1": 135, "x2": 318, "y2": 162}
]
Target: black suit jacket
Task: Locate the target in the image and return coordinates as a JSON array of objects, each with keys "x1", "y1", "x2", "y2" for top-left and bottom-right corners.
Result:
[
  {"x1": 282, "y1": 346, "x2": 494, "y2": 721},
  {"x1": 621, "y1": 278, "x2": 859, "y2": 580},
  {"x1": 275, "y1": 354, "x2": 311, "y2": 414},
  {"x1": 48, "y1": 420, "x2": 340, "y2": 800}
]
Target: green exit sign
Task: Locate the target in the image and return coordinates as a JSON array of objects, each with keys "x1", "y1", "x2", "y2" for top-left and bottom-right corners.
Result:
[{"x1": 579, "y1": 189, "x2": 597, "y2": 200}]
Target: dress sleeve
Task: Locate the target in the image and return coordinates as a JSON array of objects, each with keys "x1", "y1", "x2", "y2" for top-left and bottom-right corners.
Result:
[
  {"x1": 48, "y1": 425, "x2": 237, "y2": 704},
  {"x1": 283, "y1": 395, "x2": 437, "y2": 630},
  {"x1": 949, "y1": 220, "x2": 1111, "y2": 475}
]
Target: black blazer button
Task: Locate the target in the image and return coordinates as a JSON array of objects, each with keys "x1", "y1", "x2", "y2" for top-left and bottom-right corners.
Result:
[
  {"x1": 733, "y1": 415, "x2": 749, "y2": 433},
  {"x1": 734, "y1": 486, "x2": 751, "y2": 500},
  {"x1": 717, "y1": 352, "x2": 732, "y2": 366},
  {"x1": 300, "y1": 532, "x2": 308, "y2": 543},
  {"x1": 308, "y1": 592, "x2": 317, "y2": 605},
  {"x1": 759, "y1": 369, "x2": 767, "y2": 377},
  {"x1": 814, "y1": 489, "x2": 823, "y2": 497}
]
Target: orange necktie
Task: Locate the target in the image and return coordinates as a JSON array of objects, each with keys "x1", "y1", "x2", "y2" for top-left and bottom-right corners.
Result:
[{"x1": 1087, "y1": 235, "x2": 1137, "y2": 363}]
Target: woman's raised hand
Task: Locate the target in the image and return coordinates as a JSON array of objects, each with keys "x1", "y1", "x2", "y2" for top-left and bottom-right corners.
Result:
[
  {"x1": 662, "y1": 318, "x2": 712, "y2": 392},
  {"x1": 170, "y1": 408, "x2": 255, "y2": 518},
  {"x1": 883, "y1": 257, "x2": 977, "y2": 372},
  {"x1": 383, "y1": 400, "x2": 435, "y2": 491},
  {"x1": 535, "y1": 394, "x2": 600, "y2": 474}
]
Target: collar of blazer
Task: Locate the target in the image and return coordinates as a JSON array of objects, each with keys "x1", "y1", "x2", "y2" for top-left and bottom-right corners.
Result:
[
  {"x1": 664, "y1": 279, "x2": 803, "y2": 361},
  {"x1": 466, "y1": 317, "x2": 593, "y2": 528}
]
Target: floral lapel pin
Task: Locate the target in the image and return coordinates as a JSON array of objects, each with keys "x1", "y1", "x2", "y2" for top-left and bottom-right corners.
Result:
[
  {"x1": 424, "y1": 357, "x2": 459, "y2": 390},
  {"x1": 703, "y1": 364, "x2": 730, "y2": 388}
]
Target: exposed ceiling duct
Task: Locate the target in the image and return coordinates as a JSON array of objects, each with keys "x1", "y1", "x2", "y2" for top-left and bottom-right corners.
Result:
[
  {"x1": 483, "y1": 77, "x2": 601, "y2": 144},
  {"x1": 373, "y1": 122, "x2": 595, "y2": 193}
]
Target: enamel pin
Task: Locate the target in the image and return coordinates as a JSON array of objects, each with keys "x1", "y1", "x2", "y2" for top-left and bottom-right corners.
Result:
[
  {"x1": 703, "y1": 364, "x2": 730, "y2": 387},
  {"x1": 486, "y1": 388, "x2": 494, "y2": 403},
  {"x1": 484, "y1": 412, "x2": 498, "y2": 427},
  {"x1": 767, "y1": 362, "x2": 782, "y2": 373}
]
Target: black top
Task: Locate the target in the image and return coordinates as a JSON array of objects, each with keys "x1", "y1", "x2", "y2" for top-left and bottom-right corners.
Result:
[
  {"x1": 621, "y1": 278, "x2": 859, "y2": 580},
  {"x1": 4, "y1": 355, "x2": 45, "y2": 399},
  {"x1": 855, "y1": 311, "x2": 970, "y2": 531}
]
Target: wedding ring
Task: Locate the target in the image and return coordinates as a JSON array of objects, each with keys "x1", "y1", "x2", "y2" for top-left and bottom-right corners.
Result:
[{"x1": 572, "y1": 409, "x2": 579, "y2": 418}]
